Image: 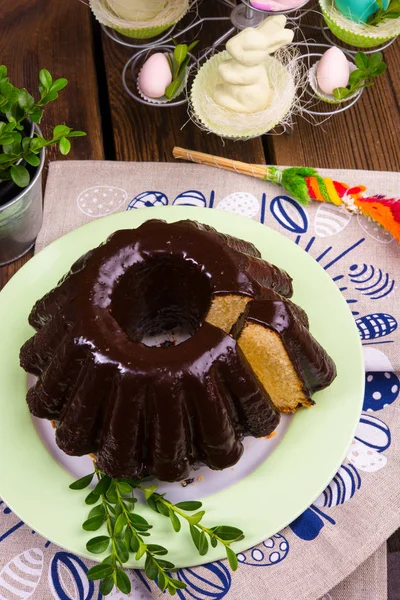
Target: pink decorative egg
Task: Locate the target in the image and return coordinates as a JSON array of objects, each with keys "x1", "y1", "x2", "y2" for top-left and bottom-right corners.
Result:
[
  {"x1": 316, "y1": 47, "x2": 350, "y2": 96},
  {"x1": 250, "y1": 0, "x2": 306, "y2": 10},
  {"x1": 138, "y1": 53, "x2": 172, "y2": 99}
]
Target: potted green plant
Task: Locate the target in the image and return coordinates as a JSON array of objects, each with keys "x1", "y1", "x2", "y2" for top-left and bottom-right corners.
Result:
[{"x1": 0, "y1": 66, "x2": 86, "y2": 265}]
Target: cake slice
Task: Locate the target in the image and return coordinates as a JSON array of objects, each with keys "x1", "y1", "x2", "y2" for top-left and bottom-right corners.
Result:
[{"x1": 234, "y1": 292, "x2": 336, "y2": 413}]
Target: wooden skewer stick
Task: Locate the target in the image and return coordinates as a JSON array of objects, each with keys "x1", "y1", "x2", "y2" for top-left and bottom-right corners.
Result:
[
  {"x1": 172, "y1": 147, "x2": 274, "y2": 182},
  {"x1": 172, "y1": 147, "x2": 400, "y2": 243}
]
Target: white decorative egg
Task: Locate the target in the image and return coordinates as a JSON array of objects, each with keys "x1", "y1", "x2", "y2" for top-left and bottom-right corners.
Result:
[
  {"x1": 173, "y1": 190, "x2": 207, "y2": 207},
  {"x1": 357, "y1": 214, "x2": 395, "y2": 244},
  {"x1": 77, "y1": 186, "x2": 127, "y2": 218},
  {"x1": 347, "y1": 439, "x2": 387, "y2": 472},
  {"x1": 217, "y1": 192, "x2": 259, "y2": 218},
  {"x1": 316, "y1": 47, "x2": 350, "y2": 96},
  {"x1": 138, "y1": 53, "x2": 172, "y2": 99},
  {"x1": 314, "y1": 203, "x2": 351, "y2": 237},
  {"x1": 0, "y1": 549, "x2": 44, "y2": 599},
  {"x1": 363, "y1": 347, "x2": 393, "y2": 372}
]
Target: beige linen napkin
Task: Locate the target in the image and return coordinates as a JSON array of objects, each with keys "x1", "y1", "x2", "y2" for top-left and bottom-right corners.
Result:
[{"x1": 1, "y1": 160, "x2": 398, "y2": 600}]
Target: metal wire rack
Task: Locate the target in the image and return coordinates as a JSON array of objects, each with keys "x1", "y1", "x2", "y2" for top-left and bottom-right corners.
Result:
[{"x1": 104, "y1": 0, "x2": 395, "y2": 133}]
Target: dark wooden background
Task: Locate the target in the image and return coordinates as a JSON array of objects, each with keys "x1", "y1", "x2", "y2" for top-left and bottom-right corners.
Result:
[{"x1": 0, "y1": 0, "x2": 399, "y2": 592}]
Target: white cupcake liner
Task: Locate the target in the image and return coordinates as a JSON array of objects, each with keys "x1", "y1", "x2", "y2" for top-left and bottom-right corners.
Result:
[
  {"x1": 319, "y1": 0, "x2": 400, "y2": 47},
  {"x1": 89, "y1": 0, "x2": 189, "y2": 39},
  {"x1": 190, "y1": 51, "x2": 297, "y2": 139}
]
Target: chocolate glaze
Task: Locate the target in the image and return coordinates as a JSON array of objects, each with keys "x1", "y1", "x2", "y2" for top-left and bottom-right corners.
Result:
[
  {"x1": 237, "y1": 296, "x2": 337, "y2": 402},
  {"x1": 20, "y1": 220, "x2": 286, "y2": 482}
]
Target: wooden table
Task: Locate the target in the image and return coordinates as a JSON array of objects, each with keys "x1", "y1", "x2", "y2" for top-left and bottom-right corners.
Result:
[{"x1": 0, "y1": 0, "x2": 399, "y2": 590}]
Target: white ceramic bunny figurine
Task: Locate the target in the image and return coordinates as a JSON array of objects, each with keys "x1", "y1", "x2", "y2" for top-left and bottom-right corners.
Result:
[{"x1": 213, "y1": 16, "x2": 294, "y2": 113}]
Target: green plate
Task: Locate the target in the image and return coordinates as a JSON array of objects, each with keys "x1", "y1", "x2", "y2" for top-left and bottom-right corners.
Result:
[{"x1": 0, "y1": 206, "x2": 364, "y2": 568}]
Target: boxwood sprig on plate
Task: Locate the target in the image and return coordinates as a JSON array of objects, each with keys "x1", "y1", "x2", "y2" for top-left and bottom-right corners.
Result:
[
  {"x1": 70, "y1": 465, "x2": 244, "y2": 595},
  {"x1": 140, "y1": 485, "x2": 244, "y2": 571},
  {"x1": 69, "y1": 466, "x2": 185, "y2": 596}
]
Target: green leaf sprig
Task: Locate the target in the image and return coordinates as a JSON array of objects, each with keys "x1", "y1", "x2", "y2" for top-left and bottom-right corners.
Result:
[
  {"x1": 367, "y1": 0, "x2": 400, "y2": 25},
  {"x1": 165, "y1": 40, "x2": 199, "y2": 100},
  {"x1": 70, "y1": 464, "x2": 244, "y2": 596},
  {"x1": 333, "y1": 51, "x2": 387, "y2": 101},
  {"x1": 0, "y1": 65, "x2": 86, "y2": 188},
  {"x1": 143, "y1": 487, "x2": 243, "y2": 571}
]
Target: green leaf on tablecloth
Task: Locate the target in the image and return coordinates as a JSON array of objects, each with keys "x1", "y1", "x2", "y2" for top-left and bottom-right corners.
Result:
[{"x1": 100, "y1": 576, "x2": 114, "y2": 596}]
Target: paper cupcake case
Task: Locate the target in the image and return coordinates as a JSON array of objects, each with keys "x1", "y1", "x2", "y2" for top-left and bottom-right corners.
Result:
[
  {"x1": 319, "y1": 0, "x2": 400, "y2": 48},
  {"x1": 190, "y1": 51, "x2": 296, "y2": 139},
  {"x1": 89, "y1": 0, "x2": 189, "y2": 40}
]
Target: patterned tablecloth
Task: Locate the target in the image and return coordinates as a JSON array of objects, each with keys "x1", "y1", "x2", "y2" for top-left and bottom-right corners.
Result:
[{"x1": 0, "y1": 161, "x2": 399, "y2": 600}]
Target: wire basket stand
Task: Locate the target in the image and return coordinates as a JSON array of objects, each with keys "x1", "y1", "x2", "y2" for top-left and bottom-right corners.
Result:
[{"x1": 102, "y1": 0, "x2": 397, "y2": 133}]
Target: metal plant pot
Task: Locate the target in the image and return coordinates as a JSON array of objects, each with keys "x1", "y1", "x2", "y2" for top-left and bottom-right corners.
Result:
[{"x1": 0, "y1": 147, "x2": 45, "y2": 266}]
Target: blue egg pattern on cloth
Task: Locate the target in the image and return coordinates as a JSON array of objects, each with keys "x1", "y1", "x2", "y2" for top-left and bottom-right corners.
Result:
[
  {"x1": 354, "y1": 414, "x2": 391, "y2": 452},
  {"x1": 127, "y1": 191, "x2": 168, "y2": 210},
  {"x1": 364, "y1": 372, "x2": 400, "y2": 411},
  {"x1": 237, "y1": 534, "x2": 289, "y2": 566},
  {"x1": 49, "y1": 552, "x2": 94, "y2": 600},
  {"x1": 335, "y1": 0, "x2": 389, "y2": 23},
  {"x1": 347, "y1": 412, "x2": 391, "y2": 473},
  {"x1": 173, "y1": 190, "x2": 207, "y2": 207},
  {"x1": 270, "y1": 195, "x2": 308, "y2": 234},
  {"x1": 289, "y1": 505, "x2": 336, "y2": 541},
  {"x1": 176, "y1": 562, "x2": 231, "y2": 599},
  {"x1": 0, "y1": 548, "x2": 44, "y2": 599},
  {"x1": 348, "y1": 264, "x2": 395, "y2": 300},
  {"x1": 314, "y1": 464, "x2": 361, "y2": 508},
  {"x1": 356, "y1": 313, "x2": 398, "y2": 341}
]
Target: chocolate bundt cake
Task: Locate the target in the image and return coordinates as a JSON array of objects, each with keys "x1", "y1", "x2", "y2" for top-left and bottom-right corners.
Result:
[{"x1": 20, "y1": 219, "x2": 336, "y2": 482}]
